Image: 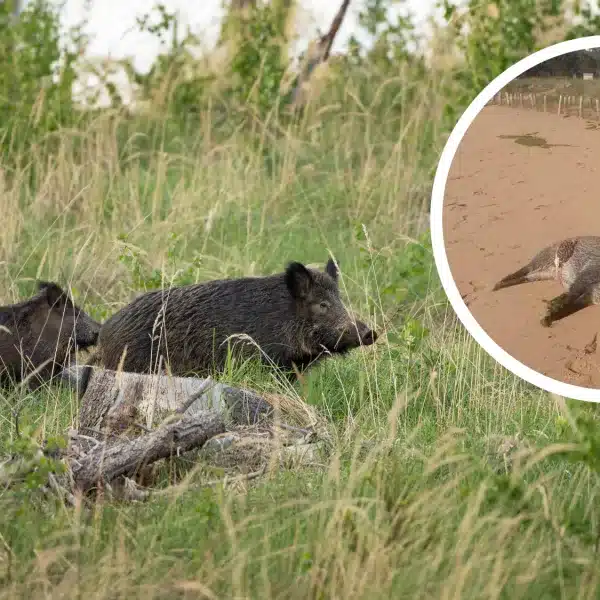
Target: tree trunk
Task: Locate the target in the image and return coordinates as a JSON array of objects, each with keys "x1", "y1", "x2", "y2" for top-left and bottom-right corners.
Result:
[
  {"x1": 291, "y1": 0, "x2": 352, "y2": 108},
  {"x1": 64, "y1": 366, "x2": 275, "y2": 435}
]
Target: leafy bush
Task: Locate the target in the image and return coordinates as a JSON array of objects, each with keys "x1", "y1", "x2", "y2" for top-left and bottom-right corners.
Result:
[{"x1": 0, "y1": 0, "x2": 85, "y2": 163}]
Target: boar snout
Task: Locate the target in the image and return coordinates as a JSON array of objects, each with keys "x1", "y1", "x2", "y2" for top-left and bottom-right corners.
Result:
[
  {"x1": 74, "y1": 315, "x2": 101, "y2": 349},
  {"x1": 356, "y1": 320, "x2": 377, "y2": 346},
  {"x1": 334, "y1": 319, "x2": 377, "y2": 351},
  {"x1": 359, "y1": 326, "x2": 377, "y2": 346}
]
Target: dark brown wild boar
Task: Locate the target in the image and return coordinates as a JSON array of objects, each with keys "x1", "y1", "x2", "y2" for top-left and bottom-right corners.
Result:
[
  {"x1": 0, "y1": 281, "x2": 100, "y2": 390},
  {"x1": 97, "y1": 258, "x2": 377, "y2": 379}
]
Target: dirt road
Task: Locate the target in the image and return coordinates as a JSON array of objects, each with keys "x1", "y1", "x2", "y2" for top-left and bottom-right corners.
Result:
[{"x1": 443, "y1": 104, "x2": 600, "y2": 388}]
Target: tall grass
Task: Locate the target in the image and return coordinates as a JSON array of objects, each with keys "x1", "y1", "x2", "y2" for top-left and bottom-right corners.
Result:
[{"x1": 1, "y1": 58, "x2": 599, "y2": 599}]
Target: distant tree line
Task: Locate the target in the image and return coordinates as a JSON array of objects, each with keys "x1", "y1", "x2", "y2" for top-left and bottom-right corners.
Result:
[{"x1": 519, "y1": 49, "x2": 600, "y2": 78}]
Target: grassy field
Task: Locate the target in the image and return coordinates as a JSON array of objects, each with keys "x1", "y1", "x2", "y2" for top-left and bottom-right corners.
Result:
[{"x1": 1, "y1": 65, "x2": 600, "y2": 599}]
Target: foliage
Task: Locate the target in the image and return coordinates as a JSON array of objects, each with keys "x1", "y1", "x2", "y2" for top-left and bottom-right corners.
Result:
[
  {"x1": 226, "y1": 0, "x2": 292, "y2": 116},
  {"x1": 2, "y1": 423, "x2": 67, "y2": 505},
  {"x1": 437, "y1": 0, "x2": 564, "y2": 126},
  {"x1": 0, "y1": 0, "x2": 86, "y2": 162},
  {"x1": 117, "y1": 231, "x2": 203, "y2": 291},
  {"x1": 105, "y1": 3, "x2": 215, "y2": 123},
  {"x1": 565, "y1": 0, "x2": 600, "y2": 39},
  {"x1": 348, "y1": 0, "x2": 424, "y2": 73},
  {"x1": 555, "y1": 401, "x2": 600, "y2": 474}
]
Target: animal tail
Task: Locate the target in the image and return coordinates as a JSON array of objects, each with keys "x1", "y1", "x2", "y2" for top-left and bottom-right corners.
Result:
[{"x1": 492, "y1": 264, "x2": 534, "y2": 291}]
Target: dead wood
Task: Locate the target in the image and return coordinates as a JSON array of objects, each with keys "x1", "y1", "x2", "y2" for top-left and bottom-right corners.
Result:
[
  {"x1": 61, "y1": 365, "x2": 275, "y2": 436},
  {"x1": 69, "y1": 409, "x2": 226, "y2": 493},
  {"x1": 291, "y1": 0, "x2": 352, "y2": 108},
  {"x1": 2, "y1": 366, "x2": 329, "y2": 504}
]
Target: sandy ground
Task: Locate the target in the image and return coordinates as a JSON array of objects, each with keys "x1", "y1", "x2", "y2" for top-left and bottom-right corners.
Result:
[{"x1": 443, "y1": 104, "x2": 600, "y2": 389}]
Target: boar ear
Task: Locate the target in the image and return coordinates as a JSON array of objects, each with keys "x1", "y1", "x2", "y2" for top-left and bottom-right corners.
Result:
[
  {"x1": 325, "y1": 258, "x2": 339, "y2": 282},
  {"x1": 38, "y1": 281, "x2": 66, "y2": 307},
  {"x1": 285, "y1": 262, "x2": 314, "y2": 300}
]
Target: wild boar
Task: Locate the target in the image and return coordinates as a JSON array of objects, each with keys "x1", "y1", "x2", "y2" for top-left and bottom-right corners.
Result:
[
  {"x1": 97, "y1": 258, "x2": 377, "y2": 380},
  {"x1": 0, "y1": 281, "x2": 100, "y2": 390}
]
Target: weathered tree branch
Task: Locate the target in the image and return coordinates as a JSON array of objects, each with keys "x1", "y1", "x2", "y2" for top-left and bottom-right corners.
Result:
[
  {"x1": 61, "y1": 366, "x2": 275, "y2": 435},
  {"x1": 291, "y1": 0, "x2": 352, "y2": 108},
  {"x1": 70, "y1": 409, "x2": 226, "y2": 493},
  {"x1": 1, "y1": 366, "x2": 326, "y2": 503},
  {"x1": 319, "y1": 0, "x2": 352, "y2": 63}
]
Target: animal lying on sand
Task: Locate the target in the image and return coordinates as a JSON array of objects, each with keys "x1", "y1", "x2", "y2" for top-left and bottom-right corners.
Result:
[{"x1": 492, "y1": 236, "x2": 600, "y2": 327}]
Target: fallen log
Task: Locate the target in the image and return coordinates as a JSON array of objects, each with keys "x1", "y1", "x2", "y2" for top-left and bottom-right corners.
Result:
[
  {"x1": 61, "y1": 366, "x2": 275, "y2": 435},
  {"x1": 2, "y1": 366, "x2": 329, "y2": 503},
  {"x1": 69, "y1": 409, "x2": 226, "y2": 493}
]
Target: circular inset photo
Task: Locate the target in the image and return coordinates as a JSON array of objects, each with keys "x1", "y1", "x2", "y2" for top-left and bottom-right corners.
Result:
[{"x1": 431, "y1": 36, "x2": 600, "y2": 402}]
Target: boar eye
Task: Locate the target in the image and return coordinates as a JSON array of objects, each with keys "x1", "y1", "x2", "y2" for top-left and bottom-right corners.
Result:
[{"x1": 319, "y1": 301, "x2": 329, "y2": 310}]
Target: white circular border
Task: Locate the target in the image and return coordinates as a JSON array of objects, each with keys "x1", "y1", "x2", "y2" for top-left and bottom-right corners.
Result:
[{"x1": 431, "y1": 35, "x2": 600, "y2": 403}]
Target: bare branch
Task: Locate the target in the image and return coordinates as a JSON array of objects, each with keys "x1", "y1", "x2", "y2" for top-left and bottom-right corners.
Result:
[
  {"x1": 291, "y1": 0, "x2": 352, "y2": 107},
  {"x1": 70, "y1": 409, "x2": 226, "y2": 493}
]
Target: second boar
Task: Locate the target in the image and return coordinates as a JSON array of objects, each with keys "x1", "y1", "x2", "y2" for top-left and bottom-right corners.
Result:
[{"x1": 0, "y1": 281, "x2": 101, "y2": 390}]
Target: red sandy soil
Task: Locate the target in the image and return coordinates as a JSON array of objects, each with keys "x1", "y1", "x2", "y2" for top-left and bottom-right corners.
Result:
[{"x1": 443, "y1": 104, "x2": 600, "y2": 389}]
